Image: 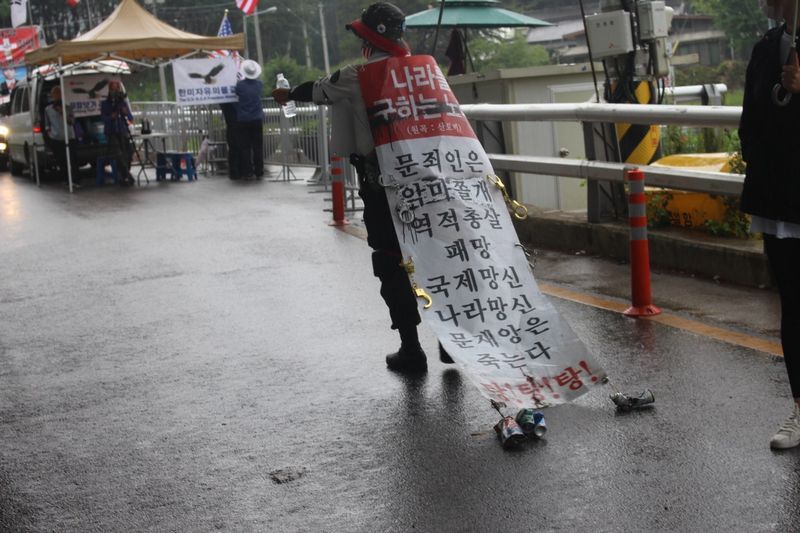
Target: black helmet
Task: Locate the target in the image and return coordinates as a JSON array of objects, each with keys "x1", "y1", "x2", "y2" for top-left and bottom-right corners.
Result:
[{"x1": 360, "y1": 2, "x2": 406, "y2": 41}]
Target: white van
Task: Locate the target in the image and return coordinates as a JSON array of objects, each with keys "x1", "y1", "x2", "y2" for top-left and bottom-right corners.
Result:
[{"x1": 2, "y1": 61, "x2": 130, "y2": 178}]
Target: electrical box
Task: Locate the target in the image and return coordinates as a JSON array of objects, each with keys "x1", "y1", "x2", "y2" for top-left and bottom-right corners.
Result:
[
  {"x1": 638, "y1": 1, "x2": 670, "y2": 40},
  {"x1": 650, "y1": 37, "x2": 670, "y2": 77},
  {"x1": 585, "y1": 10, "x2": 635, "y2": 59}
]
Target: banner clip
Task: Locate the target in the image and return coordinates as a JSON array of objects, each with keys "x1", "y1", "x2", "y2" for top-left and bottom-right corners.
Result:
[{"x1": 487, "y1": 174, "x2": 528, "y2": 220}]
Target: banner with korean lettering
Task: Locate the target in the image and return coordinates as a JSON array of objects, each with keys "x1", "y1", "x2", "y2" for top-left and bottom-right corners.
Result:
[
  {"x1": 63, "y1": 74, "x2": 126, "y2": 117},
  {"x1": 172, "y1": 57, "x2": 238, "y2": 106},
  {"x1": 0, "y1": 26, "x2": 42, "y2": 68},
  {"x1": 358, "y1": 55, "x2": 607, "y2": 408}
]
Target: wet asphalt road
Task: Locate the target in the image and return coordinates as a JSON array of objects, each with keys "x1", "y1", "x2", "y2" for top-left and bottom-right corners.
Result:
[{"x1": 0, "y1": 170, "x2": 798, "y2": 532}]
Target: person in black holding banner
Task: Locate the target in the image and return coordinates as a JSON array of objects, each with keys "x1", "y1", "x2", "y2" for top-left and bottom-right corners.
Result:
[
  {"x1": 272, "y1": 2, "x2": 454, "y2": 373},
  {"x1": 740, "y1": 0, "x2": 800, "y2": 449},
  {"x1": 101, "y1": 80, "x2": 134, "y2": 185}
]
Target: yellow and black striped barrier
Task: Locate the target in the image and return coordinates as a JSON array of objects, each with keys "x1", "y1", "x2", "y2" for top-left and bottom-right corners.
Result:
[{"x1": 615, "y1": 80, "x2": 662, "y2": 165}]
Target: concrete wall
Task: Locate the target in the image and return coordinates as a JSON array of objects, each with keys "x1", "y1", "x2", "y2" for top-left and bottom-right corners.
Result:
[{"x1": 449, "y1": 64, "x2": 600, "y2": 212}]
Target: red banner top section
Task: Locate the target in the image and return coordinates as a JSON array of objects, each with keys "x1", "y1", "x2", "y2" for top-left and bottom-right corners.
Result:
[
  {"x1": 358, "y1": 55, "x2": 477, "y2": 147},
  {"x1": 0, "y1": 26, "x2": 42, "y2": 68}
]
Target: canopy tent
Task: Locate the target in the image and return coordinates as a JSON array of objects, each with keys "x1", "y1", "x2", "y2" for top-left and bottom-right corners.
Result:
[
  {"x1": 23, "y1": 0, "x2": 244, "y2": 193},
  {"x1": 406, "y1": 0, "x2": 550, "y2": 75},
  {"x1": 26, "y1": 0, "x2": 244, "y2": 67}
]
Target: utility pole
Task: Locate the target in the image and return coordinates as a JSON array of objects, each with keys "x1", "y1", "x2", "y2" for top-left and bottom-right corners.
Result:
[
  {"x1": 302, "y1": 21, "x2": 312, "y2": 69},
  {"x1": 582, "y1": 0, "x2": 674, "y2": 221},
  {"x1": 252, "y1": 6, "x2": 277, "y2": 66},
  {"x1": 253, "y1": 10, "x2": 263, "y2": 66},
  {"x1": 318, "y1": 2, "x2": 330, "y2": 75}
]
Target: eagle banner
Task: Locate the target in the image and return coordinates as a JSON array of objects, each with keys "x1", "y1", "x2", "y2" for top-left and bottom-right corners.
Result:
[
  {"x1": 172, "y1": 57, "x2": 238, "y2": 106},
  {"x1": 63, "y1": 74, "x2": 124, "y2": 117},
  {"x1": 358, "y1": 55, "x2": 607, "y2": 408}
]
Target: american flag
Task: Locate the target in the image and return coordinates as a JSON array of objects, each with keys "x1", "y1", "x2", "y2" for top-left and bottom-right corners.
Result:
[
  {"x1": 210, "y1": 11, "x2": 238, "y2": 62},
  {"x1": 235, "y1": 0, "x2": 258, "y2": 16}
]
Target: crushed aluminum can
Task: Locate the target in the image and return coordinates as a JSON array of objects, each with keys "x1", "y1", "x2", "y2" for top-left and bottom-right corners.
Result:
[
  {"x1": 515, "y1": 408, "x2": 547, "y2": 438},
  {"x1": 610, "y1": 389, "x2": 655, "y2": 411},
  {"x1": 493, "y1": 416, "x2": 526, "y2": 449}
]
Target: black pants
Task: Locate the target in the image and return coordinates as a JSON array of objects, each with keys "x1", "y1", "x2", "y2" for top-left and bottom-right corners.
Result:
[
  {"x1": 354, "y1": 155, "x2": 421, "y2": 332},
  {"x1": 225, "y1": 124, "x2": 241, "y2": 179},
  {"x1": 107, "y1": 132, "x2": 132, "y2": 180},
  {"x1": 238, "y1": 120, "x2": 263, "y2": 178},
  {"x1": 764, "y1": 234, "x2": 800, "y2": 398}
]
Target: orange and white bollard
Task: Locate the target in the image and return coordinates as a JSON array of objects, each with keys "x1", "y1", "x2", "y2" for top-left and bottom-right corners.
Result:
[
  {"x1": 623, "y1": 168, "x2": 661, "y2": 317},
  {"x1": 329, "y1": 154, "x2": 348, "y2": 226}
]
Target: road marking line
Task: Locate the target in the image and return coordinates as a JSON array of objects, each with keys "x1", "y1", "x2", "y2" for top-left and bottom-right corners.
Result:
[
  {"x1": 337, "y1": 223, "x2": 783, "y2": 357},
  {"x1": 540, "y1": 282, "x2": 784, "y2": 357}
]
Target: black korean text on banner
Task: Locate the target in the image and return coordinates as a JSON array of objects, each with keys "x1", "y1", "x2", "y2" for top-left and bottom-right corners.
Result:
[{"x1": 358, "y1": 55, "x2": 608, "y2": 408}]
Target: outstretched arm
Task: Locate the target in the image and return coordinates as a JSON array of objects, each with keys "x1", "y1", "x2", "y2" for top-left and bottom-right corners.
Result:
[{"x1": 272, "y1": 81, "x2": 314, "y2": 104}]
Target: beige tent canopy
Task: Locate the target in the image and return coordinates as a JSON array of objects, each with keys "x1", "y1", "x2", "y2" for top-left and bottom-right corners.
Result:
[
  {"x1": 24, "y1": 0, "x2": 244, "y2": 193},
  {"x1": 26, "y1": 0, "x2": 244, "y2": 66}
]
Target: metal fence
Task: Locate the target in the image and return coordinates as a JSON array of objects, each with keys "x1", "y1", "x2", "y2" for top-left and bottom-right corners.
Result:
[
  {"x1": 130, "y1": 99, "x2": 331, "y2": 170},
  {"x1": 129, "y1": 99, "x2": 744, "y2": 203},
  {"x1": 129, "y1": 98, "x2": 367, "y2": 209}
]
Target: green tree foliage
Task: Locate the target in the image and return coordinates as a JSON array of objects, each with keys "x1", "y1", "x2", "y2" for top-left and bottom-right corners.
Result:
[
  {"x1": 261, "y1": 55, "x2": 323, "y2": 88},
  {"x1": 684, "y1": 0, "x2": 767, "y2": 58},
  {"x1": 469, "y1": 33, "x2": 550, "y2": 72},
  {"x1": 674, "y1": 60, "x2": 748, "y2": 91},
  {"x1": 0, "y1": 0, "x2": 543, "y2": 70}
]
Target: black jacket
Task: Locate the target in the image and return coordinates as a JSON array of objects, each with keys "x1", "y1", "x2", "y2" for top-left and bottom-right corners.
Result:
[{"x1": 739, "y1": 25, "x2": 800, "y2": 224}]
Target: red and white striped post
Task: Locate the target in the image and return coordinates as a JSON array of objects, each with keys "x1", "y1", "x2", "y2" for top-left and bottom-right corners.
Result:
[
  {"x1": 329, "y1": 154, "x2": 348, "y2": 226},
  {"x1": 624, "y1": 168, "x2": 661, "y2": 317}
]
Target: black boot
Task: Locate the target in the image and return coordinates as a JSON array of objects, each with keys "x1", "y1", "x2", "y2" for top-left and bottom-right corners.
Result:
[
  {"x1": 438, "y1": 342, "x2": 455, "y2": 364},
  {"x1": 386, "y1": 343, "x2": 427, "y2": 373}
]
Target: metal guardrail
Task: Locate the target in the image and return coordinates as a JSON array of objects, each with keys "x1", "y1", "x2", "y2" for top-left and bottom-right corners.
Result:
[
  {"x1": 461, "y1": 102, "x2": 745, "y2": 196},
  {"x1": 488, "y1": 154, "x2": 744, "y2": 196},
  {"x1": 460, "y1": 102, "x2": 742, "y2": 128}
]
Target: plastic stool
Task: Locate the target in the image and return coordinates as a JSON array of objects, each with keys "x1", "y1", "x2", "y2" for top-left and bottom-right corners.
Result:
[
  {"x1": 96, "y1": 156, "x2": 119, "y2": 185},
  {"x1": 156, "y1": 152, "x2": 197, "y2": 181},
  {"x1": 171, "y1": 153, "x2": 197, "y2": 181}
]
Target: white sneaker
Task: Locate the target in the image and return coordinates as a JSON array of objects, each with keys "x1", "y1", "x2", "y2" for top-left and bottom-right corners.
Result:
[{"x1": 770, "y1": 404, "x2": 800, "y2": 450}]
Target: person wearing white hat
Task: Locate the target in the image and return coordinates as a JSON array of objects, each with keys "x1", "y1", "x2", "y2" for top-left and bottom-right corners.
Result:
[{"x1": 235, "y1": 59, "x2": 264, "y2": 178}]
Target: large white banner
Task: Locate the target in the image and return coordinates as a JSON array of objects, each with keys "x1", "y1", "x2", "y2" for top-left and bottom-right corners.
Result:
[
  {"x1": 360, "y1": 56, "x2": 608, "y2": 408},
  {"x1": 172, "y1": 57, "x2": 238, "y2": 106},
  {"x1": 63, "y1": 74, "x2": 124, "y2": 117}
]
